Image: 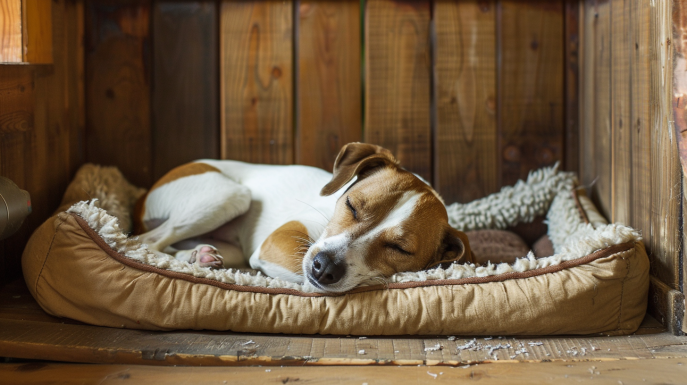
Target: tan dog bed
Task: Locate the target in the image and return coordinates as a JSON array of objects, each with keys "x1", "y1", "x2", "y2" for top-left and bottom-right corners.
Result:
[{"x1": 22, "y1": 164, "x2": 649, "y2": 335}]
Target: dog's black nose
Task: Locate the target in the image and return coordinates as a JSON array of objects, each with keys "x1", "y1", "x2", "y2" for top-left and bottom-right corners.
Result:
[{"x1": 311, "y1": 252, "x2": 346, "y2": 285}]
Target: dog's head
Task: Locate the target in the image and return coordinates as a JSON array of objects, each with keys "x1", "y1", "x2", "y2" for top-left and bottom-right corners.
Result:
[{"x1": 302, "y1": 143, "x2": 473, "y2": 293}]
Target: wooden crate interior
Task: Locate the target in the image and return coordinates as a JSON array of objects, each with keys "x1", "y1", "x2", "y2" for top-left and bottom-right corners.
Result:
[{"x1": 0, "y1": 0, "x2": 686, "y2": 370}]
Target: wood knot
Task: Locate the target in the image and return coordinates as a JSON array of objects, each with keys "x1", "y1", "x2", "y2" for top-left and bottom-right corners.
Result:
[
  {"x1": 272, "y1": 67, "x2": 282, "y2": 79},
  {"x1": 503, "y1": 145, "x2": 521, "y2": 162},
  {"x1": 537, "y1": 147, "x2": 555, "y2": 164}
]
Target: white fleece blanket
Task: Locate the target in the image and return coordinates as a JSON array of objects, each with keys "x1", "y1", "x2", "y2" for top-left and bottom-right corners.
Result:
[{"x1": 65, "y1": 164, "x2": 641, "y2": 292}]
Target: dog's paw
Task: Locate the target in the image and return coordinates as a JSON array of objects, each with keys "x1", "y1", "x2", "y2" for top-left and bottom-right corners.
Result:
[{"x1": 189, "y1": 245, "x2": 223, "y2": 269}]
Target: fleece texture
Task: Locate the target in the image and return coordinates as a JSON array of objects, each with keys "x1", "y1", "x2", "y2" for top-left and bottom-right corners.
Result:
[{"x1": 61, "y1": 164, "x2": 641, "y2": 291}]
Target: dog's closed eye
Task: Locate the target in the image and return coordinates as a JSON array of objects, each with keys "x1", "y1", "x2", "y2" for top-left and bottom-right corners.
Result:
[
  {"x1": 346, "y1": 196, "x2": 358, "y2": 220},
  {"x1": 386, "y1": 243, "x2": 412, "y2": 255}
]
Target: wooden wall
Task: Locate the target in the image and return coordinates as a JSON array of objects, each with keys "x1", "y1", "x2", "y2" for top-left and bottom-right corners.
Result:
[
  {"x1": 580, "y1": 0, "x2": 685, "y2": 331},
  {"x1": 0, "y1": 0, "x2": 84, "y2": 285},
  {"x1": 85, "y1": 0, "x2": 576, "y2": 203},
  {"x1": 580, "y1": 0, "x2": 682, "y2": 292}
]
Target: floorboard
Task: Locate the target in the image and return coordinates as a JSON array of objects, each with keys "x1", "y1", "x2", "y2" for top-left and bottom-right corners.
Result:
[
  {"x1": 1, "y1": 358, "x2": 686, "y2": 384},
  {"x1": 1, "y1": 280, "x2": 685, "y2": 367}
]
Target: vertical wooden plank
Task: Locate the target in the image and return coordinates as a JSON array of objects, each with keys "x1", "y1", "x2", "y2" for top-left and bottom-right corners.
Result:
[
  {"x1": 630, "y1": 0, "x2": 651, "y2": 258},
  {"x1": 498, "y1": 1, "x2": 565, "y2": 187},
  {"x1": 587, "y1": 0, "x2": 612, "y2": 220},
  {"x1": 649, "y1": 0, "x2": 681, "y2": 289},
  {"x1": 85, "y1": 2, "x2": 152, "y2": 187},
  {"x1": 611, "y1": 0, "x2": 632, "y2": 224},
  {"x1": 297, "y1": 0, "x2": 361, "y2": 172},
  {"x1": 365, "y1": 0, "x2": 432, "y2": 181},
  {"x1": 0, "y1": 67, "x2": 33, "y2": 135},
  {"x1": 434, "y1": 0, "x2": 497, "y2": 204},
  {"x1": 564, "y1": 0, "x2": 580, "y2": 175},
  {"x1": 22, "y1": 0, "x2": 53, "y2": 63},
  {"x1": 0, "y1": 0, "x2": 22, "y2": 62},
  {"x1": 220, "y1": 1, "x2": 293, "y2": 165},
  {"x1": 580, "y1": 0, "x2": 594, "y2": 186},
  {"x1": 66, "y1": 0, "x2": 85, "y2": 172},
  {"x1": 674, "y1": 0, "x2": 687, "y2": 332},
  {"x1": 152, "y1": 2, "x2": 218, "y2": 179}
]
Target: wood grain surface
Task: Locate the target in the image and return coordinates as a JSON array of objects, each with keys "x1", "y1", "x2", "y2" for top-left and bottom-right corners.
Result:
[
  {"x1": 629, "y1": 0, "x2": 651, "y2": 264},
  {"x1": 297, "y1": 0, "x2": 361, "y2": 172},
  {"x1": 564, "y1": 0, "x2": 580, "y2": 174},
  {"x1": 0, "y1": 0, "x2": 22, "y2": 62},
  {"x1": 611, "y1": 0, "x2": 631, "y2": 224},
  {"x1": 365, "y1": 0, "x2": 432, "y2": 181},
  {"x1": 434, "y1": 0, "x2": 497, "y2": 204},
  {"x1": 648, "y1": 0, "x2": 681, "y2": 290},
  {"x1": 3, "y1": 358, "x2": 687, "y2": 385},
  {"x1": 0, "y1": 280, "x2": 680, "y2": 368},
  {"x1": 497, "y1": 0, "x2": 565, "y2": 187},
  {"x1": 582, "y1": 0, "x2": 612, "y2": 221},
  {"x1": 22, "y1": 0, "x2": 52, "y2": 63},
  {"x1": 0, "y1": 0, "x2": 83, "y2": 285},
  {"x1": 85, "y1": 2, "x2": 152, "y2": 187},
  {"x1": 0, "y1": 67, "x2": 33, "y2": 135},
  {"x1": 152, "y1": 2, "x2": 218, "y2": 179},
  {"x1": 220, "y1": 0, "x2": 293, "y2": 165}
]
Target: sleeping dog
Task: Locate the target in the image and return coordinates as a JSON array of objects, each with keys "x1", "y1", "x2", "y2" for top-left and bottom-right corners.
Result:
[{"x1": 134, "y1": 143, "x2": 473, "y2": 293}]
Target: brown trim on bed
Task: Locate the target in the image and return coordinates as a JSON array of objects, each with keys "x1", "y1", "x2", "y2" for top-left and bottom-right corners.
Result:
[{"x1": 71, "y1": 213, "x2": 635, "y2": 298}]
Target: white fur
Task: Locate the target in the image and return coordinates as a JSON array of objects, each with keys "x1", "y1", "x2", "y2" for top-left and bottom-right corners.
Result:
[{"x1": 300, "y1": 191, "x2": 423, "y2": 292}]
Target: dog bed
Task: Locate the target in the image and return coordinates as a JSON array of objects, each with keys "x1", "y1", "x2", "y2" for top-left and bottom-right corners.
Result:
[{"x1": 21, "y1": 164, "x2": 649, "y2": 335}]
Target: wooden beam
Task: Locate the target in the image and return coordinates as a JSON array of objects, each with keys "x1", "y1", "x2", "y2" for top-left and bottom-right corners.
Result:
[{"x1": 648, "y1": 276, "x2": 685, "y2": 335}]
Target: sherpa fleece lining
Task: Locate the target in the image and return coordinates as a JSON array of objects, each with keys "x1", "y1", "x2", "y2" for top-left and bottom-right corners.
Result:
[
  {"x1": 71, "y1": 212, "x2": 635, "y2": 297},
  {"x1": 63, "y1": 164, "x2": 642, "y2": 293}
]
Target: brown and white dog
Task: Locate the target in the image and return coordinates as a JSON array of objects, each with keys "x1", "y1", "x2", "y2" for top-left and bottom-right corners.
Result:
[{"x1": 134, "y1": 143, "x2": 473, "y2": 293}]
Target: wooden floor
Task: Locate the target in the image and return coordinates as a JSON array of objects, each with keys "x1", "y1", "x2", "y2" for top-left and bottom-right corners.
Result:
[
  {"x1": 1, "y1": 279, "x2": 686, "y2": 369},
  {"x1": 0, "y1": 358, "x2": 686, "y2": 384}
]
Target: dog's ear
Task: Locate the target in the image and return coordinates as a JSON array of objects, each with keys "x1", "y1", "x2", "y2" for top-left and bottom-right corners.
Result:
[
  {"x1": 427, "y1": 227, "x2": 473, "y2": 269},
  {"x1": 320, "y1": 142, "x2": 398, "y2": 196}
]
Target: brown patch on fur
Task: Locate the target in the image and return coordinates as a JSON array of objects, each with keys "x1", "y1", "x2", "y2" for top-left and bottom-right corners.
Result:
[
  {"x1": 151, "y1": 162, "x2": 221, "y2": 190},
  {"x1": 322, "y1": 166, "x2": 472, "y2": 277},
  {"x1": 259, "y1": 221, "x2": 310, "y2": 274}
]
